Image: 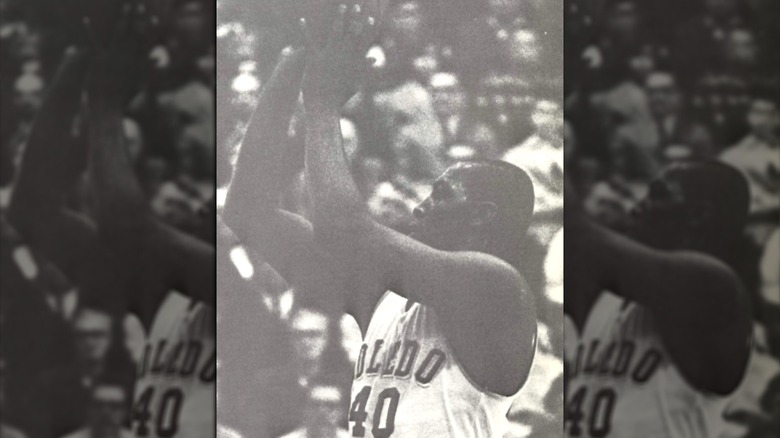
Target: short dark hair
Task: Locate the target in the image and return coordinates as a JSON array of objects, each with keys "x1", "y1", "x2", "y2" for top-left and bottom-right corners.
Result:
[
  {"x1": 450, "y1": 160, "x2": 535, "y2": 236},
  {"x1": 664, "y1": 160, "x2": 749, "y2": 233}
]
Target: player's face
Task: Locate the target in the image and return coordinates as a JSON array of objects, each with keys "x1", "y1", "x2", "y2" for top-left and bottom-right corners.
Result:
[
  {"x1": 629, "y1": 170, "x2": 690, "y2": 246},
  {"x1": 411, "y1": 169, "x2": 478, "y2": 249}
]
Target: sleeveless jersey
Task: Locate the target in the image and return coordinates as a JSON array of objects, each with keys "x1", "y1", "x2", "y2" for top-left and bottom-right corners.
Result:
[
  {"x1": 132, "y1": 292, "x2": 215, "y2": 438},
  {"x1": 564, "y1": 292, "x2": 728, "y2": 438},
  {"x1": 350, "y1": 291, "x2": 516, "y2": 437}
]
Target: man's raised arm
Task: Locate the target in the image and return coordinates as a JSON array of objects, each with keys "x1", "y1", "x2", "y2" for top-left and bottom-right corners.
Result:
[
  {"x1": 7, "y1": 48, "x2": 118, "y2": 294},
  {"x1": 302, "y1": 4, "x2": 536, "y2": 396},
  {"x1": 86, "y1": 3, "x2": 213, "y2": 306},
  {"x1": 222, "y1": 43, "x2": 315, "y2": 282},
  {"x1": 571, "y1": 217, "x2": 750, "y2": 395}
]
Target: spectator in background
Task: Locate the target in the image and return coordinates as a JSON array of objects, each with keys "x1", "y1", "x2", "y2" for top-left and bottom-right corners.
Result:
[
  {"x1": 689, "y1": 27, "x2": 771, "y2": 147},
  {"x1": 458, "y1": 121, "x2": 502, "y2": 161},
  {"x1": 644, "y1": 70, "x2": 715, "y2": 163},
  {"x1": 502, "y1": 101, "x2": 564, "y2": 354},
  {"x1": 429, "y1": 72, "x2": 467, "y2": 147},
  {"x1": 583, "y1": 132, "x2": 655, "y2": 231},
  {"x1": 376, "y1": 0, "x2": 431, "y2": 85},
  {"x1": 289, "y1": 309, "x2": 330, "y2": 389},
  {"x1": 720, "y1": 227, "x2": 780, "y2": 438},
  {"x1": 758, "y1": 229, "x2": 780, "y2": 357},
  {"x1": 720, "y1": 95, "x2": 780, "y2": 244},
  {"x1": 673, "y1": 0, "x2": 746, "y2": 83},
  {"x1": 60, "y1": 379, "x2": 132, "y2": 438},
  {"x1": 579, "y1": 0, "x2": 648, "y2": 88},
  {"x1": 20, "y1": 306, "x2": 133, "y2": 438},
  {"x1": 370, "y1": 80, "x2": 445, "y2": 183},
  {"x1": 278, "y1": 385, "x2": 350, "y2": 438},
  {"x1": 503, "y1": 100, "x2": 564, "y2": 221},
  {"x1": 472, "y1": 73, "x2": 536, "y2": 148},
  {"x1": 719, "y1": 95, "x2": 779, "y2": 208}
]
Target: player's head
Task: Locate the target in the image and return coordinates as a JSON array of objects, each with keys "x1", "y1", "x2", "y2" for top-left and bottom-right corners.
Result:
[
  {"x1": 411, "y1": 161, "x2": 534, "y2": 258},
  {"x1": 630, "y1": 161, "x2": 749, "y2": 251},
  {"x1": 86, "y1": 378, "x2": 128, "y2": 436},
  {"x1": 72, "y1": 306, "x2": 114, "y2": 365}
]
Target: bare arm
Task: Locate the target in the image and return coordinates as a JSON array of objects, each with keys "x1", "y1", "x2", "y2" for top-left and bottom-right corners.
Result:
[
  {"x1": 222, "y1": 45, "x2": 316, "y2": 285},
  {"x1": 303, "y1": 4, "x2": 536, "y2": 396},
  {"x1": 86, "y1": 4, "x2": 214, "y2": 308},
  {"x1": 6, "y1": 49, "x2": 122, "y2": 298},
  {"x1": 573, "y1": 218, "x2": 750, "y2": 395}
]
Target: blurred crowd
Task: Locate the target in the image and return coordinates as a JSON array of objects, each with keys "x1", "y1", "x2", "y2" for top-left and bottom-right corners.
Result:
[
  {"x1": 565, "y1": 0, "x2": 779, "y2": 436},
  {"x1": 0, "y1": 0, "x2": 215, "y2": 437},
  {"x1": 217, "y1": 0, "x2": 563, "y2": 437}
]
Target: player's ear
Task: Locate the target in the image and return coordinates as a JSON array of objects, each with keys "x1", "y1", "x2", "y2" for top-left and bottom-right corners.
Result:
[{"x1": 471, "y1": 201, "x2": 498, "y2": 227}]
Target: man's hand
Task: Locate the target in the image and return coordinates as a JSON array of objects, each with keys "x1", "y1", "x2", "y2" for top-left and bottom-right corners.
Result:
[
  {"x1": 303, "y1": 3, "x2": 376, "y2": 104},
  {"x1": 86, "y1": 0, "x2": 159, "y2": 105}
]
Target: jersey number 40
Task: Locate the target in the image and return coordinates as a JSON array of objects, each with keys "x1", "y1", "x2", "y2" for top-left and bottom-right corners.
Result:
[
  {"x1": 132, "y1": 387, "x2": 184, "y2": 437},
  {"x1": 349, "y1": 386, "x2": 400, "y2": 437},
  {"x1": 565, "y1": 387, "x2": 616, "y2": 437}
]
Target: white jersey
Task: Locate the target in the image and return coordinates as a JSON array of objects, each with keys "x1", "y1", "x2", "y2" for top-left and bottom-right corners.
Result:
[
  {"x1": 564, "y1": 292, "x2": 728, "y2": 438},
  {"x1": 350, "y1": 292, "x2": 516, "y2": 437},
  {"x1": 133, "y1": 292, "x2": 215, "y2": 438}
]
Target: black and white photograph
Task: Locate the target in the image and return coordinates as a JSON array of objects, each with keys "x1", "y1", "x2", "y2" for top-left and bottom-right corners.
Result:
[
  {"x1": 217, "y1": 0, "x2": 562, "y2": 437},
  {"x1": 1, "y1": 1, "x2": 216, "y2": 437},
  {"x1": 3, "y1": 0, "x2": 777, "y2": 437},
  {"x1": 564, "y1": 0, "x2": 779, "y2": 437}
]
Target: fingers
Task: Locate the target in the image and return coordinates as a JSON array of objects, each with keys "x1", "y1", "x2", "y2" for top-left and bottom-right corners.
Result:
[
  {"x1": 329, "y1": 3, "x2": 376, "y2": 49},
  {"x1": 297, "y1": 17, "x2": 313, "y2": 49},
  {"x1": 359, "y1": 15, "x2": 377, "y2": 54},
  {"x1": 115, "y1": 3, "x2": 134, "y2": 38},
  {"x1": 346, "y1": 4, "x2": 364, "y2": 38},
  {"x1": 330, "y1": 3, "x2": 348, "y2": 42},
  {"x1": 110, "y1": 0, "x2": 159, "y2": 52}
]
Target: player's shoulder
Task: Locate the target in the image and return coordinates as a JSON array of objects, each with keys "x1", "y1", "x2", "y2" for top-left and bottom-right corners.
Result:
[
  {"x1": 671, "y1": 250, "x2": 740, "y2": 286},
  {"x1": 458, "y1": 250, "x2": 525, "y2": 288}
]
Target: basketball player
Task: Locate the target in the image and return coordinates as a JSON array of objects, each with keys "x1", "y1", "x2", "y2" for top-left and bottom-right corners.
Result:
[
  {"x1": 564, "y1": 162, "x2": 752, "y2": 437},
  {"x1": 224, "y1": 4, "x2": 538, "y2": 436},
  {"x1": 8, "y1": 3, "x2": 214, "y2": 438}
]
